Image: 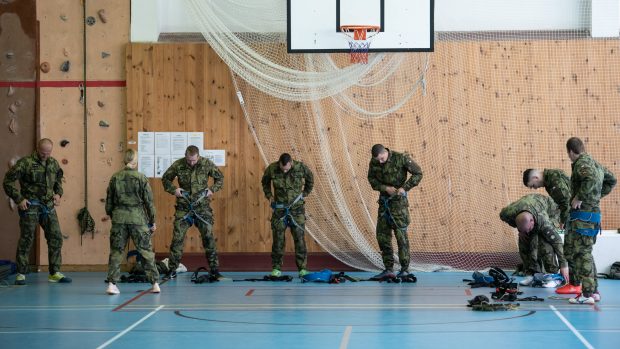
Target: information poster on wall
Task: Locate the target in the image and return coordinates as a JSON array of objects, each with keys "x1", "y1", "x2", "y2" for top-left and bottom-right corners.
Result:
[
  {"x1": 170, "y1": 132, "x2": 188, "y2": 156},
  {"x1": 202, "y1": 149, "x2": 226, "y2": 166},
  {"x1": 138, "y1": 154, "x2": 155, "y2": 178},
  {"x1": 138, "y1": 131, "x2": 210, "y2": 177}
]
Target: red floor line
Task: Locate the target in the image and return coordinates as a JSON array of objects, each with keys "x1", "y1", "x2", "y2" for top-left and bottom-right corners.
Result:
[
  {"x1": 0, "y1": 80, "x2": 126, "y2": 88},
  {"x1": 245, "y1": 289, "x2": 255, "y2": 297},
  {"x1": 464, "y1": 288, "x2": 472, "y2": 296},
  {"x1": 112, "y1": 279, "x2": 168, "y2": 312}
]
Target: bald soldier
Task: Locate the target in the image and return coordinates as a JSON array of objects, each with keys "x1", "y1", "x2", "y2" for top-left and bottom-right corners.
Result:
[
  {"x1": 500, "y1": 193, "x2": 569, "y2": 284},
  {"x1": 105, "y1": 149, "x2": 159, "y2": 295},
  {"x1": 3, "y1": 138, "x2": 71, "y2": 285},
  {"x1": 367, "y1": 144, "x2": 423, "y2": 279}
]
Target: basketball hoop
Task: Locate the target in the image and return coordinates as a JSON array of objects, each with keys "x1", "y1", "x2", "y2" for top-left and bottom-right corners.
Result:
[{"x1": 340, "y1": 25, "x2": 381, "y2": 64}]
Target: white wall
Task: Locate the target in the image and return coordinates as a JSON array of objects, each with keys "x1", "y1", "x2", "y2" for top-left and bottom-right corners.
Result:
[{"x1": 131, "y1": 0, "x2": 618, "y2": 42}]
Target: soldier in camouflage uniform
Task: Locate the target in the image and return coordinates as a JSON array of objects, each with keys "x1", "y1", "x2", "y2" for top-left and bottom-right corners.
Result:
[
  {"x1": 557, "y1": 137, "x2": 616, "y2": 304},
  {"x1": 367, "y1": 144, "x2": 422, "y2": 279},
  {"x1": 162, "y1": 145, "x2": 224, "y2": 279},
  {"x1": 3, "y1": 139, "x2": 71, "y2": 285},
  {"x1": 499, "y1": 193, "x2": 569, "y2": 284},
  {"x1": 520, "y1": 168, "x2": 571, "y2": 278},
  {"x1": 261, "y1": 153, "x2": 314, "y2": 277},
  {"x1": 104, "y1": 149, "x2": 159, "y2": 295}
]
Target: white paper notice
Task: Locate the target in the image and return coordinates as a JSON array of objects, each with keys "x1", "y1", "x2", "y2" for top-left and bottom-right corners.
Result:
[
  {"x1": 202, "y1": 149, "x2": 226, "y2": 166},
  {"x1": 155, "y1": 132, "x2": 171, "y2": 155},
  {"x1": 155, "y1": 155, "x2": 173, "y2": 178},
  {"x1": 138, "y1": 155, "x2": 155, "y2": 178},
  {"x1": 171, "y1": 132, "x2": 188, "y2": 156},
  {"x1": 138, "y1": 132, "x2": 155, "y2": 155},
  {"x1": 187, "y1": 132, "x2": 204, "y2": 149}
]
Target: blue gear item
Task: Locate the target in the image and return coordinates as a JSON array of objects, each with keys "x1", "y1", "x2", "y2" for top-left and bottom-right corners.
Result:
[{"x1": 300, "y1": 269, "x2": 334, "y2": 283}]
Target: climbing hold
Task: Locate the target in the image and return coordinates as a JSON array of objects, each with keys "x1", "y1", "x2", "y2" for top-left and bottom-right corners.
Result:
[
  {"x1": 40, "y1": 62, "x2": 50, "y2": 73},
  {"x1": 8, "y1": 198, "x2": 16, "y2": 211},
  {"x1": 99, "y1": 198, "x2": 105, "y2": 203},
  {"x1": 7, "y1": 85, "x2": 14, "y2": 96},
  {"x1": 86, "y1": 16, "x2": 96, "y2": 26},
  {"x1": 60, "y1": 14, "x2": 67, "y2": 21},
  {"x1": 8, "y1": 102, "x2": 18, "y2": 114},
  {"x1": 63, "y1": 48, "x2": 69, "y2": 57},
  {"x1": 61, "y1": 159, "x2": 68, "y2": 165},
  {"x1": 99, "y1": 142, "x2": 106, "y2": 152},
  {"x1": 97, "y1": 9, "x2": 107, "y2": 23},
  {"x1": 101, "y1": 216, "x2": 110, "y2": 222},
  {"x1": 6, "y1": 51, "x2": 14, "y2": 59},
  {"x1": 15, "y1": 100, "x2": 22, "y2": 107},
  {"x1": 60, "y1": 61, "x2": 70, "y2": 72},
  {"x1": 99, "y1": 120, "x2": 110, "y2": 127},
  {"x1": 97, "y1": 100, "x2": 105, "y2": 108},
  {"x1": 117, "y1": 142, "x2": 124, "y2": 152},
  {"x1": 101, "y1": 52, "x2": 110, "y2": 59},
  {"x1": 60, "y1": 139, "x2": 70, "y2": 147},
  {"x1": 8, "y1": 118, "x2": 17, "y2": 134}
]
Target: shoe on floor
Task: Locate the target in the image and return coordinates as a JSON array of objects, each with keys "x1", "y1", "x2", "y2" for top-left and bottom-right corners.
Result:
[
  {"x1": 569, "y1": 294, "x2": 595, "y2": 305},
  {"x1": 163, "y1": 270, "x2": 177, "y2": 280},
  {"x1": 372, "y1": 270, "x2": 395, "y2": 279},
  {"x1": 298, "y1": 269, "x2": 310, "y2": 277},
  {"x1": 210, "y1": 269, "x2": 225, "y2": 280},
  {"x1": 519, "y1": 275, "x2": 534, "y2": 286},
  {"x1": 397, "y1": 271, "x2": 410, "y2": 278},
  {"x1": 14, "y1": 273, "x2": 26, "y2": 286},
  {"x1": 542, "y1": 280, "x2": 562, "y2": 288},
  {"x1": 106, "y1": 282, "x2": 120, "y2": 295},
  {"x1": 555, "y1": 284, "x2": 581, "y2": 294},
  {"x1": 151, "y1": 282, "x2": 161, "y2": 293},
  {"x1": 270, "y1": 269, "x2": 282, "y2": 277},
  {"x1": 48, "y1": 272, "x2": 72, "y2": 283},
  {"x1": 592, "y1": 291, "x2": 601, "y2": 302}
]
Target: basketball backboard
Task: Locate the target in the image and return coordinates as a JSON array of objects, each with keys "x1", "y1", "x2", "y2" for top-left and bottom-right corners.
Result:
[{"x1": 287, "y1": 0, "x2": 434, "y2": 53}]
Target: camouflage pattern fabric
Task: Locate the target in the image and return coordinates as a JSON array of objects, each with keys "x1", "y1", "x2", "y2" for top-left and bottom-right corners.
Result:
[
  {"x1": 543, "y1": 169, "x2": 571, "y2": 224},
  {"x1": 262, "y1": 160, "x2": 314, "y2": 271},
  {"x1": 368, "y1": 150, "x2": 423, "y2": 272},
  {"x1": 3, "y1": 152, "x2": 64, "y2": 275}
]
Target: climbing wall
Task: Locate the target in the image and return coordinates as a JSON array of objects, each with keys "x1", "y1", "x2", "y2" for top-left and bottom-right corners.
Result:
[
  {"x1": 35, "y1": 0, "x2": 129, "y2": 269},
  {"x1": 0, "y1": 0, "x2": 37, "y2": 260}
]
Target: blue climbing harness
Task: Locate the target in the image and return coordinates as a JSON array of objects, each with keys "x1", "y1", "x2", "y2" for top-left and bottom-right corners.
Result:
[
  {"x1": 19, "y1": 199, "x2": 55, "y2": 221},
  {"x1": 569, "y1": 210, "x2": 601, "y2": 237},
  {"x1": 271, "y1": 193, "x2": 304, "y2": 229}
]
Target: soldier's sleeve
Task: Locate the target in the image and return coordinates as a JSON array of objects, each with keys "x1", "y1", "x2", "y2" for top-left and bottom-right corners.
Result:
[
  {"x1": 141, "y1": 176, "x2": 156, "y2": 225},
  {"x1": 601, "y1": 165, "x2": 617, "y2": 198},
  {"x1": 261, "y1": 166, "x2": 273, "y2": 200},
  {"x1": 54, "y1": 162, "x2": 64, "y2": 197},
  {"x1": 3, "y1": 159, "x2": 25, "y2": 204},
  {"x1": 402, "y1": 155, "x2": 423, "y2": 191},
  {"x1": 209, "y1": 164, "x2": 224, "y2": 193},
  {"x1": 538, "y1": 217, "x2": 568, "y2": 268},
  {"x1": 548, "y1": 178, "x2": 571, "y2": 224},
  {"x1": 105, "y1": 176, "x2": 115, "y2": 217},
  {"x1": 499, "y1": 204, "x2": 517, "y2": 227},
  {"x1": 367, "y1": 161, "x2": 385, "y2": 192},
  {"x1": 573, "y1": 162, "x2": 598, "y2": 203},
  {"x1": 161, "y1": 163, "x2": 177, "y2": 195},
  {"x1": 302, "y1": 163, "x2": 314, "y2": 197}
]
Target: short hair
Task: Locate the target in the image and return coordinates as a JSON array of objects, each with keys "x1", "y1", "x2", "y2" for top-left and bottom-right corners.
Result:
[
  {"x1": 278, "y1": 153, "x2": 292, "y2": 165},
  {"x1": 38, "y1": 138, "x2": 53, "y2": 148},
  {"x1": 124, "y1": 149, "x2": 137, "y2": 165},
  {"x1": 522, "y1": 169, "x2": 534, "y2": 186},
  {"x1": 371, "y1": 144, "x2": 386, "y2": 158},
  {"x1": 566, "y1": 137, "x2": 585, "y2": 154},
  {"x1": 185, "y1": 145, "x2": 200, "y2": 156}
]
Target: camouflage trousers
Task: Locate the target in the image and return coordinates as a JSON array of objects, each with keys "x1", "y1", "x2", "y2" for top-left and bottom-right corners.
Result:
[
  {"x1": 518, "y1": 233, "x2": 559, "y2": 275},
  {"x1": 564, "y1": 222, "x2": 598, "y2": 294},
  {"x1": 16, "y1": 205, "x2": 63, "y2": 275},
  {"x1": 271, "y1": 208, "x2": 307, "y2": 271},
  {"x1": 107, "y1": 223, "x2": 159, "y2": 284},
  {"x1": 376, "y1": 195, "x2": 410, "y2": 272},
  {"x1": 168, "y1": 207, "x2": 219, "y2": 272}
]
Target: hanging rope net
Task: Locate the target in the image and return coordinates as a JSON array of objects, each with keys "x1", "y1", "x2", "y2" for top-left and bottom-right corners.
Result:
[{"x1": 184, "y1": 0, "x2": 620, "y2": 271}]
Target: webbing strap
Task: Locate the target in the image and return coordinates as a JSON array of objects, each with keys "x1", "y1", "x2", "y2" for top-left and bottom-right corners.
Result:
[
  {"x1": 271, "y1": 193, "x2": 304, "y2": 229},
  {"x1": 181, "y1": 190, "x2": 210, "y2": 226},
  {"x1": 380, "y1": 193, "x2": 407, "y2": 230}
]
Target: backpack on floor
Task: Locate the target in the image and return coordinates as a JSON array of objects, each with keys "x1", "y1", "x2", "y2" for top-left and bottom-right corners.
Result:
[{"x1": 598, "y1": 261, "x2": 620, "y2": 280}]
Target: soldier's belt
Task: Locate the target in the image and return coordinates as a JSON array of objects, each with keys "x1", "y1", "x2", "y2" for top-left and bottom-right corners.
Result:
[{"x1": 271, "y1": 194, "x2": 304, "y2": 229}]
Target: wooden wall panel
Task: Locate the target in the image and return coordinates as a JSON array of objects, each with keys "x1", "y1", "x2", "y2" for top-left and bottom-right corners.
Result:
[{"x1": 126, "y1": 43, "x2": 324, "y2": 254}]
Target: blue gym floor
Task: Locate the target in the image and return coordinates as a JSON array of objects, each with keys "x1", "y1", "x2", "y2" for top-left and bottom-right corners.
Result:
[{"x1": 0, "y1": 271, "x2": 618, "y2": 349}]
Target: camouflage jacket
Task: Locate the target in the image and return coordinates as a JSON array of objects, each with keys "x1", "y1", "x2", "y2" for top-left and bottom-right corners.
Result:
[
  {"x1": 367, "y1": 150, "x2": 423, "y2": 196},
  {"x1": 571, "y1": 153, "x2": 617, "y2": 212},
  {"x1": 105, "y1": 167, "x2": 155, "y2": 225},
  {"x1": 543, "y1": 169, "x2": 571, "y2": 223},
  {"x1": 261, "y1": 160, "x2": 314, "y2": 207},
  {"x1": 162, "y1": 157, "x2": 223, "y2": 209},
  {"x1": 3, "y1": 152, "x2": 64, "y2": 206},
  {"x1": 499, "y1": 193, "x2": 566, "y2": 267}
]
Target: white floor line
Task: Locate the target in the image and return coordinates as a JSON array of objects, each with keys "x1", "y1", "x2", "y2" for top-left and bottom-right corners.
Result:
[
  {"x1": 339, "y1": 326, "x2": 352, "y2": 349},
  {"x1": 96, "y1": 305, "x2": 164, "y2": 349},
  {"x1": 550, "y1": 305, "x2": 595, "y2": 349}
]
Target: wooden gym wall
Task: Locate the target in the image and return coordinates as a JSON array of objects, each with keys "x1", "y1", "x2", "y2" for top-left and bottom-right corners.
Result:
[{"x1": 126, "y1": 43, "x2": 324, "y2": 258}]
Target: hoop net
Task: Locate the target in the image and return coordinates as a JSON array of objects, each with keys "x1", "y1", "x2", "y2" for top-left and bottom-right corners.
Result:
[{"x1": 340, "y1": 25, "x2": 381, "y2": 64}]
